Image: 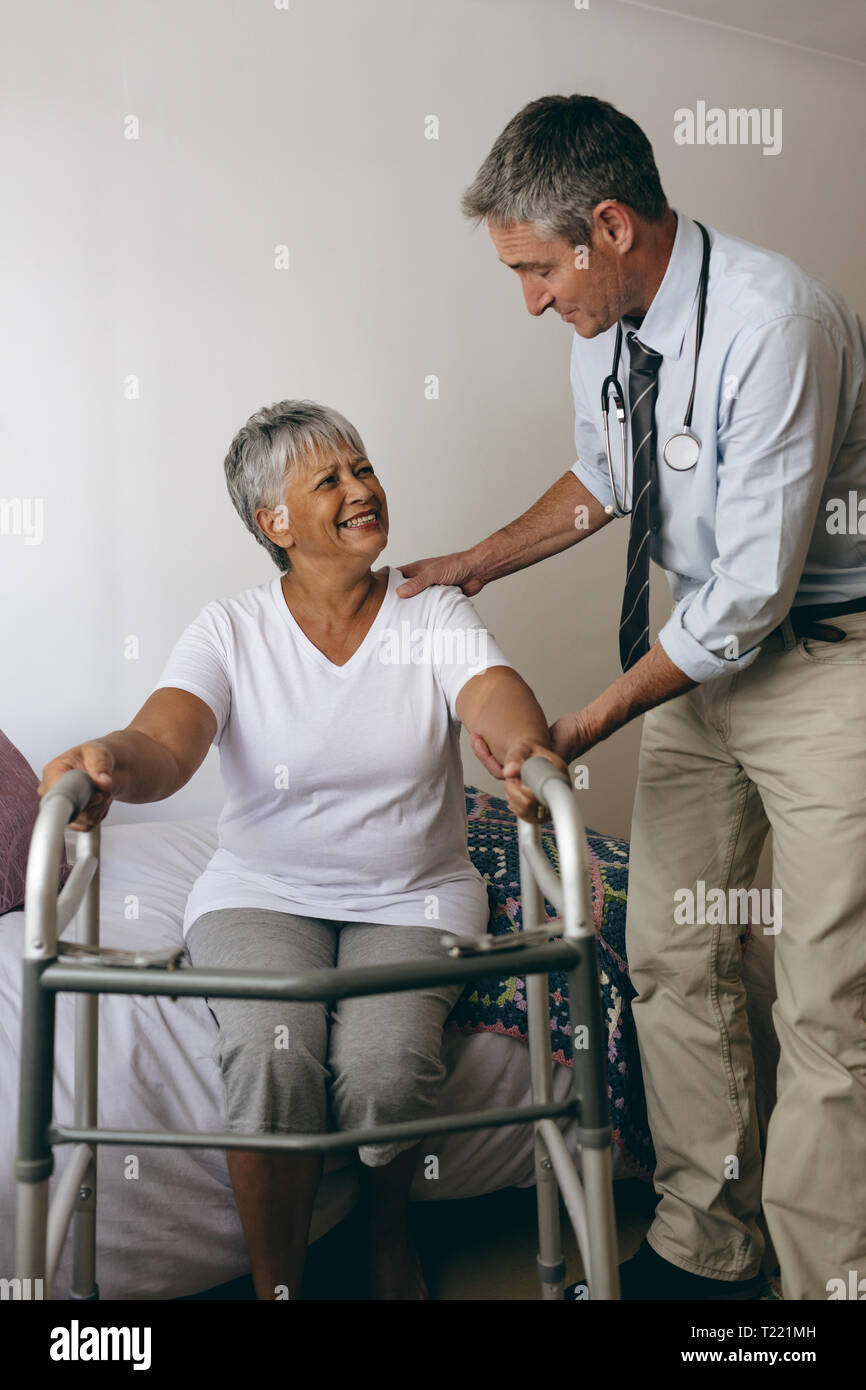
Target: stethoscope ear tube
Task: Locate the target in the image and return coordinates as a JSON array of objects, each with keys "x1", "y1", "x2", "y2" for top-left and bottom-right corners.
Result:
[
  {"x1": 601, "y1": 325, "x2": 629, "y2": 516},
  {"x1": 601, "y1": 220, "x2": 711, "y2": 514},
  {"x1": 681, "y1": 222, "x2": 711, "y2": 434}
]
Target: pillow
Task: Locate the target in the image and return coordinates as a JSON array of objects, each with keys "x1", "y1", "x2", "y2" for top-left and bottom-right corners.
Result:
[{"x1": 0, "y1": 730, "x2": 72, "y2": 916}]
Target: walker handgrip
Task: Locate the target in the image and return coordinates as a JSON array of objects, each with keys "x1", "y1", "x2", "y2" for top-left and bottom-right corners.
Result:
[
  {"x1": 40, "y1": 769, "x2": 97, "y2": 821},
  {"x1": 519, "y1": 755, "x2": 571, "y2": 802}
]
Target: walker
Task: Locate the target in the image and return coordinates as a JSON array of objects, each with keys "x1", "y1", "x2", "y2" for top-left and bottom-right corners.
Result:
[{"x1": 15, "y1": 757, "x2": 620, "y2": 1299}]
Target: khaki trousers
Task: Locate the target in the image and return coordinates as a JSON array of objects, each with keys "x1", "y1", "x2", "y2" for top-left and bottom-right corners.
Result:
[{"x1": 625, "y1": 608, "x2": 866, "y2": 1300}]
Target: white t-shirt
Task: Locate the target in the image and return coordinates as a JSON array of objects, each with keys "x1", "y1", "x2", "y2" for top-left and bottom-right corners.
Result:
[{"x1": 154, "y1": 566, "x2": 516, "y2": 937}]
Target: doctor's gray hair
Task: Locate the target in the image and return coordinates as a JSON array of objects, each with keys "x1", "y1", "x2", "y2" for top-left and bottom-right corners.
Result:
[
  {"x1": 460, "y1": 95, "x2": 668, "y2": 249},
  {"x1": 224, "y1": 399, "x2": 368, "y2": 572}
]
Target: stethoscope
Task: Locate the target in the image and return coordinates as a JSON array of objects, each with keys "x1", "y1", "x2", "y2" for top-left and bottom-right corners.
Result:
[{"x1": 600, "y1": 220, "x2": 711, "y2": 517}]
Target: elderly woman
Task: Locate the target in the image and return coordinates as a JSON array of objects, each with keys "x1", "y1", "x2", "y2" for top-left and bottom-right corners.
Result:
[{"x1": 39, "y1": 400, "x2": 567, "y2": 1300}]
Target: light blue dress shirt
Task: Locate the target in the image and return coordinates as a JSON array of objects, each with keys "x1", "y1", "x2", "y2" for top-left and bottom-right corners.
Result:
[{"x1": 570, "y1": 210, "x2": 866, "y2": 683}]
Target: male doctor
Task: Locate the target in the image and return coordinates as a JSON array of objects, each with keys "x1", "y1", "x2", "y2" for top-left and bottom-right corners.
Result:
[{"x1": 397, "y1": 94, "x2": 866, "y2": 1302}]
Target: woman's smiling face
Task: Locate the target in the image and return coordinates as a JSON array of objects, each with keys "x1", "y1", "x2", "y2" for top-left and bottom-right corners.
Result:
[{"x1": 260, "y1": 440, "x2": 389, "y2": 567}]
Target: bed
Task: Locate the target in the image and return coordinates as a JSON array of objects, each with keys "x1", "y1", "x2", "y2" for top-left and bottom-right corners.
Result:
[{"x1": 1, "y1": 784, "x2": 779, "y2": 1300}]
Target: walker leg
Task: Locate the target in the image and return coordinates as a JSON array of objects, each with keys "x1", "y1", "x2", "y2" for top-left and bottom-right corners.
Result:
[
  {"x1": 70, "y1": 828, "x2": 100, "y2": 1299},
  {"x1": 69, "y1": 1150, "x2": 99, "y2": 1300},
  {"x1": 567, "y1": 949, "x2": 620, "y2": 1299},
  {"x1": 15, "y1": 1182, "x2": 50, "y2": 1297},
  {"x1": 580, "y1": 1143, "x2": 620, "y2": 1299},
  {"x1": 521, "y1": 833, "x2": 566, "y2": 1299},
  {"x1": 15, "y1": 957, "x2": 56, "y2": 1292},
  {"x1": 533, "y1": 1125, "x2": 566, "y2": 1299}
]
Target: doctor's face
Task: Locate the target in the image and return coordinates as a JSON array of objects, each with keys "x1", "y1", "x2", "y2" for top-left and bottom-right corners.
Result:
[{"x1": 488, "y1": 218, "x2": 632, "y2": 339}]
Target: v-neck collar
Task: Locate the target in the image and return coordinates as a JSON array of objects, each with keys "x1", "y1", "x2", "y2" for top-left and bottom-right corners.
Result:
[{"x1": 270, "y1": 566, "x2": 395, "y2": 677}]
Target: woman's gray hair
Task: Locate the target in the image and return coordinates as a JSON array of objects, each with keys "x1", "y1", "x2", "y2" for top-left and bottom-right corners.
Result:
[
  {"x1": 460, "y1": 94, "x2": 668, "y2": 250},
  {"x1": 224, "y1": 399, "x2": 368, "y2": 572}
]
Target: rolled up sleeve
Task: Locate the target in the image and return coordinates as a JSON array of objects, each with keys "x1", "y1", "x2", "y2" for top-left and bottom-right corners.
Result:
[
  {"x1": 571, "y1": 429, "x2": 615, "y2": 511},
  {"x1": 657, "y1": 313, "x2": 843, "y2": 683}
]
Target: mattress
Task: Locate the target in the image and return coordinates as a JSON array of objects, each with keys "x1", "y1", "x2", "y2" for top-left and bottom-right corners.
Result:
[{"x1": 0, "y1": 816, "x2": 647, "y2": 1300}]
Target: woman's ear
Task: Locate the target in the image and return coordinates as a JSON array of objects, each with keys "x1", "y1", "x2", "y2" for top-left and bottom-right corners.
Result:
[{"x1": 256, "y1": 503, "x2": 294, "y2": 552}]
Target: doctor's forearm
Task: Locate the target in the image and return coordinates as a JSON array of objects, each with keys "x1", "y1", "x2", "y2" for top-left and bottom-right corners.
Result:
[
  {"x1": 469, "y1": 471, "x2": 613, "y2": 585},
  {"x1": 582, "y1": 640, "x2": 698, "y2": 745}
]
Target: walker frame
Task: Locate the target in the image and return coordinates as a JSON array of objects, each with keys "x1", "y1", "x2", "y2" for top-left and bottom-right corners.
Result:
[{"x1": 15, "y1": 757, "x2": 620, "y2": 1300}]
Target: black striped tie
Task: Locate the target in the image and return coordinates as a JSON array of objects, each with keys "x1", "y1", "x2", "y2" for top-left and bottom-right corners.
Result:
[{"x1": 619, "y1": 332, "x2": 663, "y2": 673}]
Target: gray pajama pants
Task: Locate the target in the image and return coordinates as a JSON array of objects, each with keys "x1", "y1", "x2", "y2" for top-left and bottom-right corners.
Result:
[{"x1": 185, "y1": 908, "x2": 465, "y2": 1167}]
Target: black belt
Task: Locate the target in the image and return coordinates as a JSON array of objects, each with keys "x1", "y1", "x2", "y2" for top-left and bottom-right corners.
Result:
[{"x1": 775, "y1": 595, "x2": 866, "y2": 643}]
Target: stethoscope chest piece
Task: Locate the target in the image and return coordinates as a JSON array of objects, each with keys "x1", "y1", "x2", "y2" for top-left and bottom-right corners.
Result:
[
  {"x1": 600, "y1": 220, "x2": 711, "y2": 511},
  {"x1": 663, "y1": 428, "x2": 700, "y2": 471}
]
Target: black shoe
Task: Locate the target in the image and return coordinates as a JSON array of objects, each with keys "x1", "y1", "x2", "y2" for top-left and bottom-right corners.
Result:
[{"x1": 616, "y1": 1239, "x2": 764, "y2": 1301}]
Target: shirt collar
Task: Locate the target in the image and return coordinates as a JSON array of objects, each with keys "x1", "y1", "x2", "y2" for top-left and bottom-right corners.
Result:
[{"x1": 624, "y1": 209, "x2": 704, "y2": 362}]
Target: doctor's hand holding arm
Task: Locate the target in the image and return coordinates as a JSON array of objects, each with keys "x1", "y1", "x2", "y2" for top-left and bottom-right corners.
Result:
[
  {"x1": 473, "y1": 640, "x2": 697, "y2": 790},
  {"x1": 454, "y1": 664, "x2": 571, "y2": 822}
]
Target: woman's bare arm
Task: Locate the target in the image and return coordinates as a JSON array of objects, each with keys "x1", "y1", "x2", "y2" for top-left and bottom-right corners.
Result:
[
  {"x1": 456, "y1": 666, "x2": 549, "y2": 764},
  {"x1": 456, "y1": 665, "x2": 569, "y2": 821},
  {"x1": 38, "y1": 687, "x2": 217, "y2": 831}
]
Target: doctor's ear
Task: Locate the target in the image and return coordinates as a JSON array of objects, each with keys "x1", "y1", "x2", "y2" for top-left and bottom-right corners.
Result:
[{"x1": 593, "y1": 202, "x2": 635, "y2": 254}]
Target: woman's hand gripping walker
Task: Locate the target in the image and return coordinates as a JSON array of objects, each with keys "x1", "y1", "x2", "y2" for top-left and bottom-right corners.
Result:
[
  {"x1": 36, "y1": 769, "x2": 186, "y2": 972},
  {"x1": 441, "y1": 754, "x2": 579, "y2": 958}
]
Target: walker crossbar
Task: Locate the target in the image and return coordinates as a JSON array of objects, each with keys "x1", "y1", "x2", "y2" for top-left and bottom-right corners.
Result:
[
  {"x1": 48, "y1": 1097, "x2": 579, "y2": 1154},
  {"x1": 37, "y1": 940, "x2": 584, "y2": 1000},
  {"x1": 15, "y1": 761, "x2": 620, "y2": 1300}
]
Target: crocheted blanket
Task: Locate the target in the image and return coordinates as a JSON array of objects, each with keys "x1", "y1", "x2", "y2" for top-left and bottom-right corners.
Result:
[{"x1": 450, "y1": 786, "x2": 751, "y2": 1181}]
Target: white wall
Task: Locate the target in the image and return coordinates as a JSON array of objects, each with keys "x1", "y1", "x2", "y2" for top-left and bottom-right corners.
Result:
[{"x1": 3, "y1": 0, "x2": 864, "y2": 886}]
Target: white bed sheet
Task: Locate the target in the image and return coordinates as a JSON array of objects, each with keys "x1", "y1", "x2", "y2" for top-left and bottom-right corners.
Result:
[{"x1": 0, "y1": 816, "x2": 779, "y2": 1299}]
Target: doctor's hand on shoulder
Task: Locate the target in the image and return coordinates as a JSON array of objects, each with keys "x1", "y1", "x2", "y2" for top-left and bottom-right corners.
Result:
[{"x1": 395, "y1": 549, "x2": 485, "y2": 598}]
